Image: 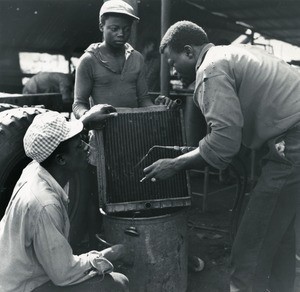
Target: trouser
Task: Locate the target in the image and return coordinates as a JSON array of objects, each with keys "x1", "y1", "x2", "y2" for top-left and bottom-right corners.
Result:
[
  {"x1": 230, "y1": 124, "x2": 300, "y2": 292},
  {"x1": 294, "y1": 193, "x2": 300, "y2": 291},
  {"x1": 33, "y1": 273, "x2": 128, "y2": 292}
]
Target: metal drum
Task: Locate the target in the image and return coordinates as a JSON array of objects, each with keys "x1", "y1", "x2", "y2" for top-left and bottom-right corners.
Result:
[{"x1": 102, "y1": 207, "x2": 188, "y2": 292}]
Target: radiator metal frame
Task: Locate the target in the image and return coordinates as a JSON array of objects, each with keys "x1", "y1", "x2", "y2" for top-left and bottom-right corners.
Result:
[{"x1": 95, "y1": 107, "x2": 191, "y2": 213}]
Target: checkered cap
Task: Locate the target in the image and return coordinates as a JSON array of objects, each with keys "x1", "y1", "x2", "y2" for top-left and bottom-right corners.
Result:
[{"x1": 23, "y1": 111, "x2": 83, "y2": 163}]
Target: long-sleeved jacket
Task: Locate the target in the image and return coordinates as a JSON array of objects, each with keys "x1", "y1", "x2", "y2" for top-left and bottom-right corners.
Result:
[{"x1": 195, "y1": 43, "x2": 300, "y2": 169}]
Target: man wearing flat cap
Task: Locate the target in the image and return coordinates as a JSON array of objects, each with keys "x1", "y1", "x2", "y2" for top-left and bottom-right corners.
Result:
[{"x1": 0, "y1": 107, "x2": 129, "y2": 292}]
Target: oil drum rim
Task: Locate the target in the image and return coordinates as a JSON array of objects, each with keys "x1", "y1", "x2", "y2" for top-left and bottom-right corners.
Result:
[{"x1": 100, "y1": 207, "x2": 189, "y2": 222}]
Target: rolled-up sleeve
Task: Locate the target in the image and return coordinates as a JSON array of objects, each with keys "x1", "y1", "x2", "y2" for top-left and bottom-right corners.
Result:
[
  {"x1": 195, "y1": 68, "x2": 243, "y2": 169},
  {"x1": 33, "y1": 205, "x2": 98, "y2": 286}
]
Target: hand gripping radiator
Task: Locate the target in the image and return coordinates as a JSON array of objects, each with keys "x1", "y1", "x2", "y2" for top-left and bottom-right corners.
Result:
[{"x1": 95, "y1": 107, "x2": 191, "y2": 213}]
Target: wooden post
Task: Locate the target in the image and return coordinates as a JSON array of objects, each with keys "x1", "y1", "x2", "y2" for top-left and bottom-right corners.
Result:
[
  {"x1": 125, "y1": 0, "x2": 138, "y2": 47},
  {"x1": 160, "y1": 0, "x2": 171, "y2": 96}
]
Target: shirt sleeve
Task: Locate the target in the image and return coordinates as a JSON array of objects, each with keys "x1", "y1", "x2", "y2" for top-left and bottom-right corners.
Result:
[
  {"x1": 73, "y1": 54, "x2": 94, "y2": 118},
  {"x1": 33, "y1": 204, "x2": 99, "y2": 286},
  {"x1": 136, "y1": 54, "x2": 150, "y2": 104},
  {"x1": 195, "y1": 66, "x2": 244, "y2": 170}
]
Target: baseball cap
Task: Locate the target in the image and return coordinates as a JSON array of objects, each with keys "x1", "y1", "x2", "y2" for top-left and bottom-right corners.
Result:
[
  {"x1": 99, "y1": 0, "x2": 139, "y2": 21},
  {"x1": 23, "y1": 111, "x2": 83, "y2": 163}
]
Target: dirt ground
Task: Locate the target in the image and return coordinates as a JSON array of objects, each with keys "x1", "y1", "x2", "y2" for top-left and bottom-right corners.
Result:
[{"x1": 186, "y1": 173, "x2": 238, "y2": 292}]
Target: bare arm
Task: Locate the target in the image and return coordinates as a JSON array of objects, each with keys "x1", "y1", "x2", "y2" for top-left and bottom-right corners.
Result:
[
  {"x1": 143, "y1": 148, "x2": 208, "y2": 181},
  {"x1": 79, "y1": 104, "x2": 118, "y2": 130}
]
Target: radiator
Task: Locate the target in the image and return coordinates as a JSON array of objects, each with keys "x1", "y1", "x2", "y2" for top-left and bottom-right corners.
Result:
[{"x1": 95, "y1": 107, "x2": 191, "y2": 213}]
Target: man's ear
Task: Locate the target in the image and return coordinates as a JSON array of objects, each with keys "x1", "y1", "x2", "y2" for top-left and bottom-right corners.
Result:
[
  {"x1": 183, "y1": 45, "x2": 194, "y2": 59},
  {"x1": 99, "y1": 23, "x2": 104, "y2": 32},
  {"x1": 55, "y1": 154, "x2": 66, "y2": 166}
]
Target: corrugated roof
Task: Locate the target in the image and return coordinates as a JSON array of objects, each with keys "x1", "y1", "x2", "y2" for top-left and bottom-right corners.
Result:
[
  {"x1": 186, "y1": 0, "x2": 300, "y2": 46},
  {"x1": 0, "y1": 0, "x2": 300, "y2": 56}
]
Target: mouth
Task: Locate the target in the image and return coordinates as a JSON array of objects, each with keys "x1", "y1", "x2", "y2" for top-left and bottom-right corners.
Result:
[
  {"x1": 85, "y1": 151, "x2": 91, "y2": 164},
  {"x1": 115, "y1": 40, "x2": 125, "y2": 44}
]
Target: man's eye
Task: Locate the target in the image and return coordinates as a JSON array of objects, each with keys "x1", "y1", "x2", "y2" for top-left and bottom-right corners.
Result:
[
  {"x1": 77, "y1": 141, "x2": 84, "y2": 149},
  {"x1": 78, "y1": 140, "x2": 89, "y2": 151},
  {"x1": 168, "y1": 59, "x2": 174, "y2": 66}
]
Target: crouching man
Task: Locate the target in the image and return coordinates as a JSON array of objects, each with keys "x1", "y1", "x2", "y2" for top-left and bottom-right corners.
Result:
[{"x1": 0, "y1": 107, "x2": 129, "y2": 292}]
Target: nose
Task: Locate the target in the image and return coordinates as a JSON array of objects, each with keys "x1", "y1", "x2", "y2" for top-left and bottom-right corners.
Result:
[
  {"x1": 170, "y1": 66, "x2": 177, "y2": 76},
  {"x1": 81, "y1": 140, "x2": 90, "y2": 152},
  {"x1": 117, "y1": 28, "x2": 124, "y2": 36}
]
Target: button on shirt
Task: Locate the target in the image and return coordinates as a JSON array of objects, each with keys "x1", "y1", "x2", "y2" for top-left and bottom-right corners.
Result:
[
  {"x1": 73, "y1": 42, "x2": 149, "y2": 118},
  {"x1": 194, "y1": 43, "x2": 300, "y2": 169},
  {"x1": 0, "y1": 162, "x2": 100, "y2": 292}
]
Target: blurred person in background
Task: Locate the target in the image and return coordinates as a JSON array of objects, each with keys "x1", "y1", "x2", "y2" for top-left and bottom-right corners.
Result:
[
  {"x1": 23, "y1": 72, "x2": 75, "y2": 104},
  {"x1": 141, "y1": 38, "x2": 161, "y2": 93}
]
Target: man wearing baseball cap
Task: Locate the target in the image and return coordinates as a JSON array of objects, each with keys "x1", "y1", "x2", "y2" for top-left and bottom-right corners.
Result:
[
  {"x1": 0, "y1": 107, "x2": 129, "y2": 292},
  {"x1": 73, "y1": 0, "x2": 152, "y2": 114}
]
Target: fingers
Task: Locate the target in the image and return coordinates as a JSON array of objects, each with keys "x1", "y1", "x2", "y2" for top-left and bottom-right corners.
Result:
[
  {"x1": 165, "y1": 98, "x2": 174, "y2": 109},
  {"x1": 140, "y1": 163, "x2": 157, "y2": 182},
  {"x1": 154, "y1": 95, "x2": 166, "y2": 105},
  {"x1": 98, "y1": 112, "x2": 118, "y2": 121},
  {"x1": 143, "y1": 163, "x2": 153, "y2": 174},
  {"x1": 90, "y1": 104, "x2": 117, "y2": 114},
  {"x1": 140, "y1": 176, "x2": 157, "y2": 183},
  {"x1": 108, "y1": 112, "x2": 118, "y2": 117},
  {"x1": 94, "y1": 113, "x2": 117, "y2": 122},
  {"x1": 154, "y1": 96, "x2": 180, "y2": 109},
  {"x1": 101, "y1": 104, "x2": 117, "y2": 113}
]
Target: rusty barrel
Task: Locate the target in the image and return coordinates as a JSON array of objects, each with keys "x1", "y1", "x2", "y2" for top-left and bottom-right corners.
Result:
[{"x1": 101, "y1": 207, "x2": 188, "y2": 292}]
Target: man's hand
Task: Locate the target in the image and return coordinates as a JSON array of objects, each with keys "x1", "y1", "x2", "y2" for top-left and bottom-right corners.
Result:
[
  {"x1": 142, "y1": 148, "x2": 207, "y2": 182},
  {"x1": 154, "y1": 95, "x2": 180, "y2": 109},
  {"x1": 142, "y1": 158, "x2": 179, "y2": 182},
  {"x1": 101, "y1": 244, "x2": 133, "y2": 266},
  {"x1": 80, "y1": 104, "x2": 117, "y2": 129}
]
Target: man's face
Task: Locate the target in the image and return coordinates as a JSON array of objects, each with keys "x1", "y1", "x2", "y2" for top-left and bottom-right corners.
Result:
[
  {"x1": 63, "y1": 135, "x2": 89, "y2": 171},
  {"x1": 164, "y1": 46, "x2": 196, "y2": 84},
  {"x1": 101, "y1": 15, "x2": 132, "y2": 48}
]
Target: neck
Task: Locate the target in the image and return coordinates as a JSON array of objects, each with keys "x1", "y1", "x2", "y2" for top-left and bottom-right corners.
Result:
[
  {"x1": 193, "y1": 43, "x2": 208, "y2": 60},
  {"x1": 44, "y1": 165, "x2": 70, "y2": 189},
  {"x1": 102, "y1": 42, "x2": 125, "y2": 56}
]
